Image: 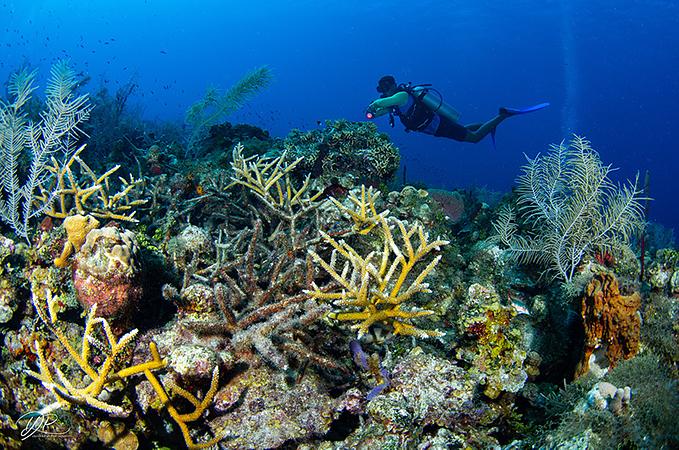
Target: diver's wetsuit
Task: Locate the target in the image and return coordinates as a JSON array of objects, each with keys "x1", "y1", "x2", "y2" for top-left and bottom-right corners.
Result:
[{"x1": 433, "y1": 116, "x2": 469, "y2": 141}]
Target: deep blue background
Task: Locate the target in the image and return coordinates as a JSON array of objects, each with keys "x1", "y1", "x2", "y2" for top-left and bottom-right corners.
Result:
[{"x1": 1, "y1": 0, "x2": 677, "y2": 232}]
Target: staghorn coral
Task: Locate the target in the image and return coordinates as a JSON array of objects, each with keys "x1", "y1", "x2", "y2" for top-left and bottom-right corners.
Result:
[
  {"x1": 330, "y1": 184, "x2": 389, "y2": 235},
  {"x1": 308, "y1": 215, "x2": 448, "y2": 339},
  {"x1": 28, "y1": 289, "x2": 222, "y2": 449},
  {"x1": 28, "y1": 289, "x2": 166, "y2": 416},
  {"x1": 187, "y1": 219, "x2": 336, "y2": 371},
  {"x1": 36, "y1": 143, "x2": 147, "y2": 222},
  {"x1": 493, "y1": 135, "x2": 646, "y2": 281},
  {"x1": 228, "y1": 143, "x2": 324, "y2": 233},
  {"x1": 575, "y1": 271, "x2": 641, "y2": 378}
]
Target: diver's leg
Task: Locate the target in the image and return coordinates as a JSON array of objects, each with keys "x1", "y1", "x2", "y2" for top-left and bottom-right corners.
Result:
[
  {"x1": 465, "y1": 123, "x2": 483, "y2": 131},
  {"x1": 463, "y1": 114, "x2": 507, "y2": 143}
]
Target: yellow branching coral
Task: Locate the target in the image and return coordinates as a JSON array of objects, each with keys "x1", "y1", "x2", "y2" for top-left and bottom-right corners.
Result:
[
  {"x1": 330, "y1": 185, "x2": 389, "y2": 235},
  {"x1": 228, "y1": 143, "x2": 325, "y2": 248},
  {"x1": 37, "y1": 143, "x2": 147, "y2": 222},
  {"x1": 144, "y1": 367, "x2": 222, "y2": 450},
  {"x1": 228, "y1": 142, "x2": 322, "y2": 210},
  {"x1": 308, "y1": 217, "x2": 448, "y2": 338},
  {"x1": 29, "y1": 290, "x2": 223, "y2": 449},
  {"x1": 29, "y1": 289, "x2": 166, "y2": 416}
]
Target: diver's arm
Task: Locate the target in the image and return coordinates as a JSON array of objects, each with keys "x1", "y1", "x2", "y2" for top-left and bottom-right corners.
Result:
[
  {"x1": 367, "y1": 91, "x2": 409, "y2": 116},
  {"x1": 370, "y1": 91, "x2": 408, "y2": 109}
]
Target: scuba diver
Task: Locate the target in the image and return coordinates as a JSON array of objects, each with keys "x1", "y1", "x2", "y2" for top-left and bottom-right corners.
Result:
[{"x1": 365, "y1": 75, "x2": 549, "y2": 145}]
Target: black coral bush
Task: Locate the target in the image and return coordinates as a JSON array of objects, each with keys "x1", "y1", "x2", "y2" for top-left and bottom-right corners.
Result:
[
  {"x1": 0, "y1": 61, "x2": 91, "y2": 240},
  {"x1": 494, "y1": 135, "x2": 646, "y2": 281}
]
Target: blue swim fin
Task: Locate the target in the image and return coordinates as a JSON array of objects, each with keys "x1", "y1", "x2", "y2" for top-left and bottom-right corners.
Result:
[
  {"x1": 490, "y1": 102, "x2": 549, "y2": 149},
  {"x1": 499, "y1": 102, "x2": 550, "y2": 116}
]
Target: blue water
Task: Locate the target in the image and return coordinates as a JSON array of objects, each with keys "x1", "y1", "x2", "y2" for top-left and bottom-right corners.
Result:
[{"x1": 2, "y1": 0, "x2": 678, "y2": 233}]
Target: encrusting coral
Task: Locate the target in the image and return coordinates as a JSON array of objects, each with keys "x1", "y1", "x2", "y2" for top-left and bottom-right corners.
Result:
[
  {"x1": 575, "y1": 271, "x2": 641, "y2": 377},
  {"x1": 307, "y1": 214, "x2": 448, "y2": 339},
  {"x1": 456, "y1": 283, "x2": 532, "y2": 399}
]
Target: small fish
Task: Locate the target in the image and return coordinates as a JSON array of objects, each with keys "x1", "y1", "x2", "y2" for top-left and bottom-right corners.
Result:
[
  {"x1": 510, "y1": 299, "x2": 530, "y2": 315},
  {"x1": 160, "y1": 50, "x2": 167, "y2": 54}
]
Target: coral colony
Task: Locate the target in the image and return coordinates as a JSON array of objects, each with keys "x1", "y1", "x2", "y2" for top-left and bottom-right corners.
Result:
[{"x1": 0, "y1": 60, "x2": 676, "y2": 450}]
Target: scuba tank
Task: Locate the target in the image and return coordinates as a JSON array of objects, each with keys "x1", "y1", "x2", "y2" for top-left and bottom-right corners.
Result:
[{"x1": 410, "y1": 85, "x2": 461, "y2": 122}]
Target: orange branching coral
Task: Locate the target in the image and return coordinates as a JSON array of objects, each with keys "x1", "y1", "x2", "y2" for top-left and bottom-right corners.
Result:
[{"x1": 575, "y1": 272, "x2": 641, "y2": 377}]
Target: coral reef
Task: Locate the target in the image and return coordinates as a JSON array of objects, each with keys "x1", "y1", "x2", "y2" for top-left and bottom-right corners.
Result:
[
  {"x1": 208, "y1": 364, "x2": 342, "y2": 449},
  {"x1": 535, "y1": 353, "x2": 679, "y2": 449},
  {"x1": 1, "y1": 59, "x2": 676, "y2": 450},
  {"x1": 282, "y1": 119, "x2": 400, "y2": 185},
  {"x1": 184, "y1": 222, "x2": 335, "y2": 371},
  {"x1": 323, "y1": 347, "x2": 499, "y2": 449}
]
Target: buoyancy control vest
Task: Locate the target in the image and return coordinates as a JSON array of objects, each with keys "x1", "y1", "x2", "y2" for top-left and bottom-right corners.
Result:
[{"x1": 391, "y1": 83, "x2": 461, "y2": 133}]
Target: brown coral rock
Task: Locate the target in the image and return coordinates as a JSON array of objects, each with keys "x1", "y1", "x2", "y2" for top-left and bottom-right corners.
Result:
[
  {"x1": 576, "y1": 272, "x2": 641, "y2": 377},
  {"x1": 73, "y1": 226, "x2": 142, "y2": 321}
]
